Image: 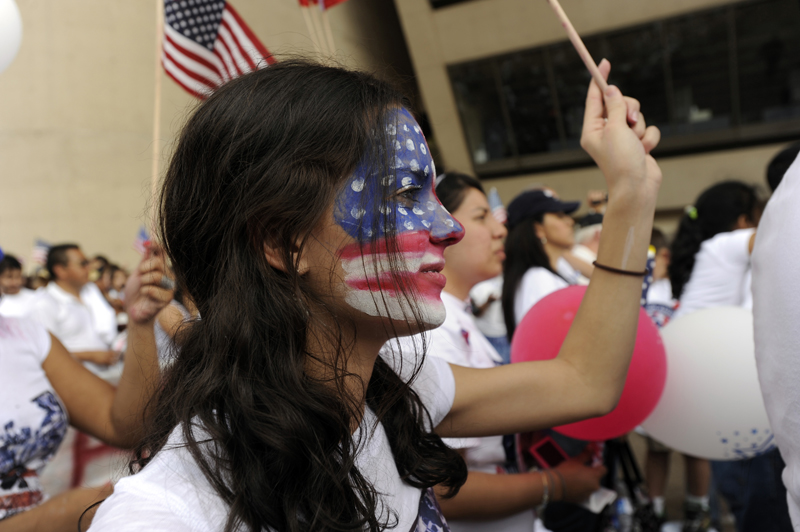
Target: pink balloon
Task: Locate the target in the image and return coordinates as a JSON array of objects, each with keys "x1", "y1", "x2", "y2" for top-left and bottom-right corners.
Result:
[{"x1": 510, "y1": 285, "x2": 666, "y2": 441}]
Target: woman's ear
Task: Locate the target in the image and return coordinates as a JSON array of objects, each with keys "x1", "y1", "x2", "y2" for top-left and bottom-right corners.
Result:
[
  {"x1": 533, "y1": 221, "x2": 546, "y2": 241},
  {"x1": 264, "y1": 240, "x2": 310, "y2": 275}
]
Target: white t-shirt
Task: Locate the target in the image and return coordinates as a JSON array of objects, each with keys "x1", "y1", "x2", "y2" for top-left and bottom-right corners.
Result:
[
  {"x1": 0, "y1": 316, "x2": 68, "y2": 520},
  {"x1": 470, "y1": 276, "x2": 506, "y2": 339},
  {"x1": 643, "y1": 278, "x2": 678, "y2": 328},
  {"x1": 514, "y1": 267, "x2": 569, "y2": 326},
  {"x1": 28, "y1": 283, "x2": 111, "y2": 353},
  {"x1": 424, "y1": 292, "x2": 536, "y2": 532},
  {"x1": 89, "y1": 351, "x2": 457, "y2": 532},
  {"x1": 752, "y1": 152, "x2": 800, "y2": 528},
  {"x1": 673, "y1": 228, "x2": 755, "y2": 320},
  {"x1": 0, "y1": 288, "x2": 39, "y2": 318}
]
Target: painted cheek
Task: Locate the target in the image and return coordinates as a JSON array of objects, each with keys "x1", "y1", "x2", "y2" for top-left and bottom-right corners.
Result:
[{"x1": 338, "y1": 231, "x2": 447, "y2": 324}]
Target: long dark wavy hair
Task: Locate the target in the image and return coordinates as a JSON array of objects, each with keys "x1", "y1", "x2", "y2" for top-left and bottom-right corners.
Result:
[
  {"x1": 133, "y1": 60, "x2": 466, "y2": 532},
  {"x1": 501, "y1": 212, "x2": 557, "y2": 341},
  {"x1": 669, "y1": 180, "x2": 758, "y2": 299}
]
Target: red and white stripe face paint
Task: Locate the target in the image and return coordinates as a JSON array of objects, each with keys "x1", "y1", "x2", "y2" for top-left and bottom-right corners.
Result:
[
  {"x1": 338, "y1": 232, "x2": 452, "y2": 325},
  {"x1": 333, "y1": 108, "x2": 464, "y2": 326}
]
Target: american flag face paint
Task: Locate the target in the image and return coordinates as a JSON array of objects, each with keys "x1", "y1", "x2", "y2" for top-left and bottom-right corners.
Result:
[{"x1": 333, "y1": 108, "x2": 464, "y2": 325}]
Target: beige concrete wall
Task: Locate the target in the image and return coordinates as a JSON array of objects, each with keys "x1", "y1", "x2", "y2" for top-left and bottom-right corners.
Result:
[
  {"x1": 394, "y1": 0, "x2": 773, "y2": 224},
  {"x1": 0, "y1": 0, "x2": 407, "y2": 271}
]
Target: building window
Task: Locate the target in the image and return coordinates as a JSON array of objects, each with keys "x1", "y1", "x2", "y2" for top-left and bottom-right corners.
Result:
[
  {"x1": 448, "y1": 0, "x2": 800, "y2": 176},
  {"x1": 429, "y1": 0, "x2": 474, "y2": 8}
]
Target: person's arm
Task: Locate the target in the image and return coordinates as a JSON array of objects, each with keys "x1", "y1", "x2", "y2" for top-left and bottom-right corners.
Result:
[
  {"x1": 70, "y1": 350, "x2": 119, "y2": 365},
  {"x1": 438, "y1": 59, "x2": 662, "y2": 439},
  {"x1": 0, "y1": 485, "x2": 112, "y2": 532},
  {"x1": 436, "y1": 451, "x2": 606, "y2": 520},
  {"x1": 562, "y1": 251, "x2": 595, "y2": 279},
  {"x1": 42, "y1": 246, "x2": 172, "y2": 448},
  {"x1": 156, "y1": 304, "x2": 186, "y2": 340}
]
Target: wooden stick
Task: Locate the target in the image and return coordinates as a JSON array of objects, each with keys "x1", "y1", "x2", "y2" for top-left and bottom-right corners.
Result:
[
  {"x1": 321, "y1": 8, "x2": 336, "y2": 56},
  {"x1": 150, "y1": 0, "x2": 164, "y2": 232},
  {"x1": 300, "y1": 6, "x2": 323, "y2": 55},
  {"x1": 545, "y1": 0, "x2": 608, "y2": 92}
]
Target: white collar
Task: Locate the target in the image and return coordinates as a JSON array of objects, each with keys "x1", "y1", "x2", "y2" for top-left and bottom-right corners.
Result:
[{"x1": 46, "y1": 282, "x2": 84, "y2": 304}]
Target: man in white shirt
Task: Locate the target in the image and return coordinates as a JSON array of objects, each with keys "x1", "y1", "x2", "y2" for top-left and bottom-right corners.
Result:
[
  {"x1": 753, "y1": 144, "x2": 800, "y2": 530},
  {"x1": 0, "y1": 253, "x2": 39, "y2": 317},
  {"x1": 28, "y1": 244, "x2": 118, "y2": 369}
]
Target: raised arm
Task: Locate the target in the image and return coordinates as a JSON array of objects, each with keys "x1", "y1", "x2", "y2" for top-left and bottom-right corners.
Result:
[
  {"x1": 438, "y1": 60, "x2": 662, "y2": 438},
  {"x1": 42, "y1": 246, "x2": 172, "y2": 448}
]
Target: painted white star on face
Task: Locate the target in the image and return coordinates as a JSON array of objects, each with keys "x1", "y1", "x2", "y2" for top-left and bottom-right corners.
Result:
[{"x1": 351, "y1": 178, "x2": 365, "y2": 192}]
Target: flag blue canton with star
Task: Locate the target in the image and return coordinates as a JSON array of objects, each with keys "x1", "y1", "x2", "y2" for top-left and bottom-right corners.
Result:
[{"x1": 165, "y1": 0, "x2": 226, "y2": 51}]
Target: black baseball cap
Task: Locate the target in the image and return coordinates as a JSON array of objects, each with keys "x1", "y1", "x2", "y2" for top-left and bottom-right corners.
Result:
[{"x1": 506, "y1": 189, "x2": 580, "y2": 230}]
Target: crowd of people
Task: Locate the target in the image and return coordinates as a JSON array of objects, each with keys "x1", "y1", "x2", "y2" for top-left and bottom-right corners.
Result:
[{"x1": 0, "y1": 58, "x2": 798, "y2": 532}]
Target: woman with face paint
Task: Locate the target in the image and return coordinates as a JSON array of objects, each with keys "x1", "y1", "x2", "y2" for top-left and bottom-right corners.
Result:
[
  {"x1": 419, "y1": 172, "x2": 606, "y2": 532},
  {"x1": 88, "y1": 58, "x2": 662, "y2": 532}
]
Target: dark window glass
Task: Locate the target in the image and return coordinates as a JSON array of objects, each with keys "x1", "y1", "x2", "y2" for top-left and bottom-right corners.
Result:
[
  {"x1": 549, "y1": 39, "x2": 595, "y2": 149},
  {"x1": 736, "y1": 0, "x2": 800, "y2": 124},
  {"x1": 429, "y1": 0, "x2": 474, "y2": 8},
  {"x1": 449, "y1": 60, "x2": 514, "y2": 163},
  {"x1": 498, "y1": 49, "x2": 561, "y2": 155},
  {"x1": 662, "y1": 10, "x2": 732, "y2": 136},
  {"x1": 446, "y1": 0, "x2": 800, "y2": 174}
]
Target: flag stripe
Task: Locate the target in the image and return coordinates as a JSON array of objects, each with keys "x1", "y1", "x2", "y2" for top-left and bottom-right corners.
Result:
[
  {"x1": 163, "y1": 39, "x2": 220, "y2": 87},
  {"x1": 218, "y1": 23, "x2": 252, "y2": 73},
  {"x1": 163, "y1": 0, "x2": 273, "y2": 99},
  {"x1": 224, "y1": 4, "x2": 272, "y2": 63},
  {"x1": 163, "y1": 57, "x2": 210, "y2": 99},
  {"x1": 213, "y1": 39, "x2": 238, "y2": 79}
]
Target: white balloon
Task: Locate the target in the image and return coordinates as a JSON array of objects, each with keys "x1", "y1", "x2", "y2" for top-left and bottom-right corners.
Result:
[
  {"x1": 641, "y1": 307, "x2": 775, "y2": 461},
  {"x1": 0, "y1": 0, "x2": 22, "y2": 75}
]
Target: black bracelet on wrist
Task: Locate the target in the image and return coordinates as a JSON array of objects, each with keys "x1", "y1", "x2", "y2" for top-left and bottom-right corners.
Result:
[{"x1": 592, "y1": 261, "x2": 648, "y2": 277}]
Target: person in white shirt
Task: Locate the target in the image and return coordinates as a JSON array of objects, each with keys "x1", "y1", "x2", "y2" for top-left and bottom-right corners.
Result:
[
  {"x1": 0, "y1": 246, "x2": 171, "y2": 532},
  {"x1": 668, "y1": 181, "x2": 790, "y2": 532},
  {"x1": 572, "y1": 212, "x2": 603, "y2": 266},
  {"x1": 420, "y1": 173, "x2": 605, "y2": 532},
  {"x1": 0, "y1": 253, "x2": 39, "y2": 317},
  {"x1": 501, "y1": 188, "x2": 583, "y2": 334},
  {"x1": 87, "y1": 59, "x2": 663, "y2": 532},
  {"x1": 27, "y1": 244, "x2": 118, "y2": 369},
  {"x1": 751, "y1": 144, "x2": 800, "y2": 531}
]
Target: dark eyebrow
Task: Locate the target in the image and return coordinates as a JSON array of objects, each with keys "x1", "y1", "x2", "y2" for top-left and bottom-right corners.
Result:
[{"x1": 472, "y1": 207, "x2": 489, "y2": 215}]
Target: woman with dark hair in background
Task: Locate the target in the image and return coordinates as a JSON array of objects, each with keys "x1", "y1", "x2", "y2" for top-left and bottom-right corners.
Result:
[
  {"x1": 88, "y1": 58, "x2": 662, "y2": 532},
  {"x1": 667, "y1": 180, "x2": 790, "y2": 532},
  {"x1": 413, "y1": 172, "x2": 605, "y2": 532},
  {"x1": 501, "y1": 188, "x2": 583, "y2": 342}
]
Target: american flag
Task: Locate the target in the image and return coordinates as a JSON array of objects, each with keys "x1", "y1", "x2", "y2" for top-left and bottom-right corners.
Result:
[
  {"x1": 133, "y1": 226, "x2": 151, "y2": 255},
  {"x1": 162, "y1": 0, "x2": 274, "y2": 99},
  {"x1": 487, "y1": 187, "x2": 507, "y2": 224},
  {"x1": 31, "y1": 239, "x2": 50, "y2": 266}
]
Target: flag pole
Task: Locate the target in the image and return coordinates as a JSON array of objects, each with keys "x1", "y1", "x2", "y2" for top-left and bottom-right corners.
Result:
[
  {"x1": 307, "y1": 3, "x2": 330, "y2": 57},
  {"x1": 150, "y1": 0, "x2": 164, "y2": 233},
  {"x1": 300, "y1": 5, "x2": 323, "y2": 55},
  {"x1": 321, "y1": 7, "x2": 336, "y2": 56}
]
